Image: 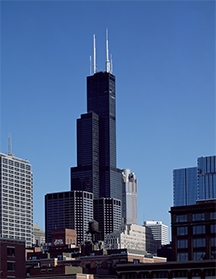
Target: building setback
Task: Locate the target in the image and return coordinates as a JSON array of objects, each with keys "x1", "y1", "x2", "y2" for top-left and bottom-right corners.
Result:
[
  {"x1": 45, "y1": 191, "x2": 93, "y2": 245},
  {"x1": 0, "y1": 152, "x2": 33, "y2": 247}
]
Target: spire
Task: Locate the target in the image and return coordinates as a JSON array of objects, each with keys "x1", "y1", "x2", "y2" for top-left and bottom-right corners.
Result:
[
  {"x1": 106, "y1": 28, "x2": 110, "y2": 73},
  {"x1": 93, "y1": 34, "x2": 97, "y2": 74}
]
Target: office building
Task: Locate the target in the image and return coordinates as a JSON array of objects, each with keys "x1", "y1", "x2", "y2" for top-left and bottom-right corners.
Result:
[
  {"x1": 0, "y1": 152, "x2": 33, "y2": 247},
  {"x1": 71, "y1": 33, "x2": 122, "y2": 202},
  {"x1": 144, "y1": 221, "x2": 169, "y2": 246},
  {"x1": 173, "y1": 167, "x2": 198, "y2": 206},
  {"x1": 173, "y1": 155, "x2": 216, "y2": 206},
  {"x1": 170, "y1": 199, "x2": 216, "y2": 261},
  {"x1": 33, "y1": 224, "x2": 45, "y2": 245},
  {"x1": 122, "y1": 169, "x2": 137, "y2": 225},
  {"x1": 105, "y1": 223, "x2": 159, "y2": 254},
  {"x1": 45, "y1": 190, "x2": 93, "y2": 245},
  {"x1": 94, "y1": 197, "x2": 121, "y2": 241}
]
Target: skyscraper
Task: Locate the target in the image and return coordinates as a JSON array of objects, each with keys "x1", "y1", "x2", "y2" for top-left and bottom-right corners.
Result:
[
  {"x1": 0, "y1": 152, "x2": 33, "y2": 247},
  {"x1": 173, "y1": 167, "x2": 198, "y2": 207},
  {"x1": 45, "y1": 190, "x2": 93, "y2": 245},
  {"x1": 71, "y1": 33, "x2": 122, "y2": 202},
  {"x1": 122, "y1": 169, "x2": 137, "y2": 225},
  {"x1": 173, "y1": 155, "x2": 216, "y2": 206}
]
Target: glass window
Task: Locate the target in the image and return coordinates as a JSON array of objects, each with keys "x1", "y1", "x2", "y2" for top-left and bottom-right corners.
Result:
[
  {"x1": 177, "y1": 227, "x2": 188, "y2": 235},
  {"x1": 193, "y1": 225, "x2": 206, "y2": 235},
  {"x1": 193, "y1": 213, "x2": 205, "y2": 221},
  {"x1": 193, "y1": 251, "x2": 206, "y2": 261},
  {"x1": 210, "y1": 212, "x2": 216, "y2": 220},
  {"x1": 177, "y1": 252, "x2": 188, "y2": 261},
  {"x1": 177, "y1": 239, "x2": 188, "y2": 249},
  {"x1": 7, "y1": 261, "x2": 15, "y2": 271},
  {"x1": 211, "y1": 237, "x2": 216, "y2": 247},
  {"x1": 193, "y1": 238, "x2": 206, "y2": 248},
  {"x1": 176, "y1": 215, "x2": 187, "y2": 222},
  {"x1": 211, "y1": 224, "x2": 216, "y2": 233},
  {"x1": 7, "y1": 247, "x2": 15, "y2": 257}
]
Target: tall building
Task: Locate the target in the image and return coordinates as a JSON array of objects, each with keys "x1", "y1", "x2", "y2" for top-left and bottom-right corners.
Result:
[
  {"x1": 173, "y1": 155, "x2": 216, "y2": 206},
  {"x1": 0, "y1": 152, "x2": 33, "y2": 247},
  {"x1": 170, "y1": 199, "x2": 216, "y2": 261},
  {"x1": 45, "y1": 190, "x2": 93, "y2": 245},
  {"x1": 71, "y1": 33, "x2": 122, "y2": 202},
  {"x1": 122, "y1": 169, "x2": 137, "y2": 225},
  {"x1": 144, "y1": 221, "x2": 169, "y2": 246},
  {"x1": 173, "y1": 167, "x2": 198, "y2": 207},
  {"x1": 94, "y1": 197, "x2": 122, "y2": 241}
]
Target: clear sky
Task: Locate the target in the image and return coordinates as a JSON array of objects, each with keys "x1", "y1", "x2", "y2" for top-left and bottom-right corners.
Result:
[{"x1": 1, "y1": 1, "x2": 215, "y2": 239}]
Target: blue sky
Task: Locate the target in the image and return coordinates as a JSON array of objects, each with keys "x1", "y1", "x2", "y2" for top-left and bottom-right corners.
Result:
[{"x1": 1, "y1": 1, "x2": 215, "y2": 239}]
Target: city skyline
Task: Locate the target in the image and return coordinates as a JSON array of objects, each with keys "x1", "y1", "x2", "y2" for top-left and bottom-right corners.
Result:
[{"x1": 1, "y1": 1, "x2": 215, "y2": 236}]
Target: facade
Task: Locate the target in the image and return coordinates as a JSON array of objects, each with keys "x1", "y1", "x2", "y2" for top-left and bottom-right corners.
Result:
[
  {"x1": 122, "y1": 169, "x2": 137, "y2": 225},
  {"x1": 144, "y1": 221, "x2": 169, "y2": 246},
  {"x1": 33, "y1": 224, "x2": 45, "y2": 245},
  {"x1": 170, "y1": 199, "x2": 216, "y2": 261},
  {"x1": 173, "y1": 155, "x2": 216, "y2": 206},
  {"x1": 45, "y1": 190, "x2": 93, "y2": 245},
  {"x1": 51, "y1": 228, "x2": 77, "y2": 247},
  {"x1": 94, "y1": 198, "x2": 122, "y2": 241},
  {"x1": 71, "y1": 59, "x2": 122, "y2": 201},
  {"x1": 105, "y1": 224, "x2": 159, "y2": 254},
  {"x1": 0, "y1": 237, "x2": 26, "y2": 278},
  {"x1": 0, "y1": 152, "x2": 33, "y2": 247},
  {"x1": 173, "y1": 167, "x2": 198, "y2": 206}
]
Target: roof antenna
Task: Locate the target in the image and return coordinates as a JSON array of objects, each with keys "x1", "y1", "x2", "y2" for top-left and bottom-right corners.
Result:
[
  {"x1": 93, "y1": 34, "x2": 97, "y2": 74},
  {"x1": 106, "y1": 28, "x2": 110, "y2": 73},
  {"x1": 90, "y1": 55, "x2": 92, "y2": 76},
  {"x1": 8, "y1": 134, "x2": 13, "y2": 156},
  {"x1": 110, "y1": 54, "x2": 113, "y2": 74}
]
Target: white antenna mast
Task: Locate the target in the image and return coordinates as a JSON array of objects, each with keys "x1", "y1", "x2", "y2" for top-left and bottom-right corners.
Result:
[
  {"x1": 90, "y1": 55, "x2": 92, "y2": 76},
  {"x1": 106, "y1": 28, "x2": 110, "y2": 73},
  {"x1": 8, "y1": 134, "x2": 13, "y2": 156},
  {"x1": 110, "y1": 54, "x2": 113, "y2": 74},
  {"x1": 93, "y1": 34, "x2": 96, "y2": 74}
]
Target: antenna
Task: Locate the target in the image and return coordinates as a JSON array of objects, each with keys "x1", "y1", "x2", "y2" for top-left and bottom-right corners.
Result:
[
  {"x1": 93, "y1": 34, "x2": 96, "y2": 74},
  {"x1": 106, "y1": 28, "x2": 110, "y2": 73},
  {"x1": 8, "y1": 134, "x2": 13, "y2": 156},
  {"x1": 90, "y1": 55, "x2": 92, "y2": 76},
  {"x1": 110, "y1": 54, "x2": 113, "y2": 74}
]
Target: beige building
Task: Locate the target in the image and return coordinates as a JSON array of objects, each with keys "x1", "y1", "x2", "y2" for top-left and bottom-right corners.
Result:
[
  {"x1": 33, "y1": 224, "x2": 45, "y2": 245},
  {"x1": 105, "y1": 224, "x2": 160, "y2": 254}
]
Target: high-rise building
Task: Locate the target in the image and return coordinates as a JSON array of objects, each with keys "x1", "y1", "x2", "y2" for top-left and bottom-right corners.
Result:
[
  {"x1": 71, "y1": 33, "x2": 122, "y2": 202},
  {"x1": 0, "y1": 152, "x2": 33, "y2": 247},
  {"x1": 173, "y1": 155, "x2": 216, "y2": 206},
  {"x1": 122, "y1": 169, "x2": 137, "y2": 225},
  {"x1": 94, "y1": 197, "x2": 122, "y2": 241},
  {"x1": 173, "y1": 167, "x2": 198, "y2": 207},
  {"x1": 144, "y1": 221, "x2": 169, "y2": 246},
  {"x1": 45, "y1": 190, "x2": 93, "y2": 245}
]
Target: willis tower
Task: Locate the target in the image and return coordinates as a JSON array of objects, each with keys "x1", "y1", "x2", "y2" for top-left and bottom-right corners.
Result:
[{"x1": 71, "y1": 31, "x2": 122, "y2": 202}]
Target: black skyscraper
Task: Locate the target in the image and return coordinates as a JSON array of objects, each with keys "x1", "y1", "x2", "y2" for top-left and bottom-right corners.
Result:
[{"x1": 71, "y1": 71, "x2": 122, "y2": 201}]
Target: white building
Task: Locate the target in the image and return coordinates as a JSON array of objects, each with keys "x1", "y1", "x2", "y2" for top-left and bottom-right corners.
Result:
[
  {"x1": 33, "y1": 224, "x2": 45, "y2": 245},
  {"x1": 0, "y1": 152, "x2": 33, "y2": 247},
  {"x1": 122, "y1": 169, "x2": 137, "y2": 225},
  {"x1": 144, "y1": 221, "x2": 169, "y2": 245},
  {"x1": 105, "y1": 224, "x2": 159, "y2": 254}
]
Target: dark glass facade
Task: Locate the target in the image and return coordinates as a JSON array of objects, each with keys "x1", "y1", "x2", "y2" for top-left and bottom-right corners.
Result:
[{"x1": 71, "y1": 71, "x2": 122, "y2": 201}]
